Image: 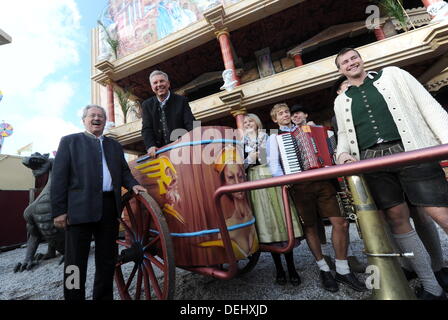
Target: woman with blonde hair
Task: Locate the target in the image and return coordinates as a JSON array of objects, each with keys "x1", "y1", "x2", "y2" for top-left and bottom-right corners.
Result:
[{"x1": 243, "y1": 113, "x2": 304, "y2": 286}]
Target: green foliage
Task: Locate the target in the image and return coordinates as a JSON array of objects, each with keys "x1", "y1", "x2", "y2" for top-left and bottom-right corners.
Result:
[
  {"x1": 115, "y1": 88, "x2": 132, "y2": 124},
  {"x1": 97, "y1": 20, "x2": 119, "y2": 59},
  {"x1": 376, "y1": 0, "x2": 409, "y2": 31}
]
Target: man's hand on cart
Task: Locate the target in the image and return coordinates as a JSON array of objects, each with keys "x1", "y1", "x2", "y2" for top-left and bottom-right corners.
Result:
[
  {"x1": 147, "y1": 146, "x2": 157, "y2": 158},
  {"x1": 133, "y1": 185, "x2": 147, "y2": 195}
]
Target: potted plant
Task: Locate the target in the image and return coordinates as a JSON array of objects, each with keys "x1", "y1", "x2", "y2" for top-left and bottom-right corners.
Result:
[
  {"x1": 115, "y1": 88, "x2": 132, "y2": 124},
  {"x1": 375, "y1": 0, "x2": 414, "y2": 32},
  {"x1": 98, "y1": 20, "x2": 119, "y2": 60}
]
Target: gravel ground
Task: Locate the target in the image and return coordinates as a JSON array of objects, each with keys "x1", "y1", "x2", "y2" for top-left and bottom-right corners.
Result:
[{"x1": 1, "y1": 223, "x2": 446, "y2": 300}]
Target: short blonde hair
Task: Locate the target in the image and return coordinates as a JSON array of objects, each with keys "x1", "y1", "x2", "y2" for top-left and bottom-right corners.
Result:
[
  {"x1": 270, "y1": 103, "x2": 289, "y2": 121},
  {"x1": 245, "y1": 113, "x2": 263, "y2": 130}
]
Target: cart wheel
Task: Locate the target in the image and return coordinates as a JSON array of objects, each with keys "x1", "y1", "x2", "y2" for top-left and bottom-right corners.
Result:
[
  {"x1": 115, "y1": 192, "x2": 175, "y2": 300},
  {"x1": 236, "y1": 251, "x2": 261, "y2": 276}
]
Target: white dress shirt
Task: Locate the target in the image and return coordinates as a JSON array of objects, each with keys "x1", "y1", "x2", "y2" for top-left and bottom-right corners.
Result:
[
  {"x1": 157, "y1": 90, "x2": 171, "y2": 108},
  {"x1": 99, "y1": 136, "x2": 113, "y2": 192}
]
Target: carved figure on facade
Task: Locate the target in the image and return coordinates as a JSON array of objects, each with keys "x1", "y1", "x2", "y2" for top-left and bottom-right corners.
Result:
[{"x1": 220, "y1": 69, "x2": 238, "y2": 92}]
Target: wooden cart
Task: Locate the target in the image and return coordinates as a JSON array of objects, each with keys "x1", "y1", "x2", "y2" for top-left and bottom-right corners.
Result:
[
  {"x1": 114, "y1": 123, "x2": 448, "y2": 300},
  {"x1": 115, "y1": 126, "x2": 282, "y2": 300}
]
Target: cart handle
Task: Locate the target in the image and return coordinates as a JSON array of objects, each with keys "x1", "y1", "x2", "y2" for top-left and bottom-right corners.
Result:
[{"x1": 214, "y1": 144, "x2": 448, "y2": 255}]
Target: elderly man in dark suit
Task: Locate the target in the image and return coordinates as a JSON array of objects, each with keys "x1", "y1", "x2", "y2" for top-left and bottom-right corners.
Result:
[
  {"x1": 141, "y1": 70, "x2": 196, "y2": 157},
  {"x1": 51, "y1": 105, "x2": 146, "y2": 300}
]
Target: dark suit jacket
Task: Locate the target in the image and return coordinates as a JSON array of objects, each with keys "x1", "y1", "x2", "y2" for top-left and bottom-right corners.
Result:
[
  {"x1": 50, "y1": 132, "x2": 139, "y2": 225},
  {"x1": 141, "y1": 92, "x2": 195, "y2": 149}
]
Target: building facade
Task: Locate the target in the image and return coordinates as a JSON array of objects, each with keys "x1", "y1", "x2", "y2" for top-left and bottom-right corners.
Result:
[{"x1": 91, "y1": 0, "x2": 448, "y2": 154}]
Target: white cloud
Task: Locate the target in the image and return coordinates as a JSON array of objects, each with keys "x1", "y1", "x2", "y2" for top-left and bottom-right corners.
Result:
[
  {"x1": 30, "y1": 81, "x2": 76, "y2": 117},
  {"x1": 0, "y1": 0, "x2": 81, "y2": 95},
  {"x1": 0, "y1": 0, "x2": 84, "y2": 155},
  {"x1": 1, "y1": 116, "x2": 82, "y2": 155}
]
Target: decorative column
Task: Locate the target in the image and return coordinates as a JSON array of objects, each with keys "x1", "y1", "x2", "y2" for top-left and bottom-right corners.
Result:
[
  {"x1": 373, "y1": 26, "x2": 386, "y2": 40},
  {"x1": 231, "y1": 109, "x2": 246, "y2": 131},
  {"x1": 287, "y1": 48, "x2": 304, "y2": 67},
  {"x1": 422, "y1": 0, "x2": 448, "y2": 21},
  {"x1": 293, "y1": 53, "x2": 304, "y2": 67},
  {"x1": 204, "y1": 5, "x2": 244, "y2": 128},
  {"x1": 105, "y1": 79, "x2": 115, "y2": 126},
  {"x1": 220, "y1": 89, "x2": 246, "y2": 131},
  {"x1": 94, "y1": 59, "x2": 116, "y2": 128},
  {"x1": 216, "y1": 29, "x2": 240, "y2": 85}
]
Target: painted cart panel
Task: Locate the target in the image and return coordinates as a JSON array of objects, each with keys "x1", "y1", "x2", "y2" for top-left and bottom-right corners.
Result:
[{"x1": 128, "y1": 126, "x2": 258, "y2": 266}]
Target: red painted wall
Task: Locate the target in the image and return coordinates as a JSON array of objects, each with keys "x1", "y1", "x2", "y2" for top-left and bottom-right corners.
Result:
[{"x1": 0, "y1": 190, "x2": 28, "y2": 248}]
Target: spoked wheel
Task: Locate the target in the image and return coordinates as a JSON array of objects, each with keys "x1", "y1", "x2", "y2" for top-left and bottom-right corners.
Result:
[{"x1": 115, "y1": 192, "x2": 175, "y2": 300}]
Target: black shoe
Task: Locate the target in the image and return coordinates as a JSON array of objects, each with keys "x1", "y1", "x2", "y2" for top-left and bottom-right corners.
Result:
[
  {"x1": 275, "y1": 271, "x2": 287, "y2": 285},
  {"x1": 434, "y1": 267, "x2": 448, "y2": 292},
  {"x1": 402, "y1": 267, "x2": 418, "y2": 281},
  {"x1": 335, "y1": 272, "x2": 367, "y2": 292},
  {"x1": 289, "y1": 271, "x2": 302, "y2": 287},
  {"x1": 319, "y1": 270, "x2": 339, "y2": 292},
  {"x1": 415, "y1": 286, "x2": 447, "y2": 300},
  {"x1": 348, "y1": 256, "x2": 366, "y2": 273}
]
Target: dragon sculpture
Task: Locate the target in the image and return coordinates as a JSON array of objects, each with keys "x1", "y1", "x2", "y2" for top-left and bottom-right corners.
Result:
[{"x1": 14, "y1": 152, "x2": 65, "y2": 272}]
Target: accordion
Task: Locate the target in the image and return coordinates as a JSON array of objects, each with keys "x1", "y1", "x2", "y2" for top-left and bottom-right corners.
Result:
[{"x1": 277, "y1": 125, "x2": 336, "y2": 175}]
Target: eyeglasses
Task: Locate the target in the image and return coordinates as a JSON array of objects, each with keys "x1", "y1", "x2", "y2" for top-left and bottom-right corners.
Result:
[{"x1": 87, "y1": 113, "x2": 105, "y2": 119}]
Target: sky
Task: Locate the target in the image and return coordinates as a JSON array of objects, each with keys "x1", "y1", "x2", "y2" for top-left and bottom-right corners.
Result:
[{"x1": 0, "y1": 0, "x2": 108, "y2": 156}]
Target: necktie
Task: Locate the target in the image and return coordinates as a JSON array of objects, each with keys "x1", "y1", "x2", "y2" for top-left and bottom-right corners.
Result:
[{"x1": 159, "y1": 102, "x2": 170, "y2": 146}]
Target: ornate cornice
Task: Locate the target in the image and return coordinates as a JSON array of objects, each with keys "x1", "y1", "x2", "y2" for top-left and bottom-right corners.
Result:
[
  {"x1": 427, "y1": 78, "x2": 448, "y2": 91},
  {"x1": 204, "y1": 5, "x2": 226, "y2": 31},
  {"x1": 230, "y1": 108, "x2": 248, "y2": 117},
  {"x1": 390, "y1": 7, "x2": 431, "y2": 30},
  {"x1": 220, "y1": 88, "x2": 245, "y2": 109},
  {"x1": 93, "y1": 60, "x2": 115, "y2": 85},
  {"x1": 215, "y1": 28, "x2": 230, "y2": 39},
  {"x1": 425, "y1": 67, "x2": 448, "y2": 91}
]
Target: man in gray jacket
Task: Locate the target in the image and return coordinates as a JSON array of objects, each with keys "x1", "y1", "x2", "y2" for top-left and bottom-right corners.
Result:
[{"x1": 334, "y1": 48, "x2": 448, "y2": 300}]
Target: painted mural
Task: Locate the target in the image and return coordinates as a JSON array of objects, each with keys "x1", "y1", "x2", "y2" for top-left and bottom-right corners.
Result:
[
  {"x1": 98, "y1": 0, "x2": 242, "y2": 60},
  {"x1": 129, "y1": 126, "x2": 259, "y2": 266}
]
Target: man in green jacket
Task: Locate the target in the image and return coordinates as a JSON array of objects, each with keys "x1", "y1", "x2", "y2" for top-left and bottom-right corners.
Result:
[{"x1": 334, "y1": 48, "x2": 448, "y2": 300}]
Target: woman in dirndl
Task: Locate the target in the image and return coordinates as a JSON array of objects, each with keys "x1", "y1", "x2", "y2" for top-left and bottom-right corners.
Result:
[{"x1": 243, "y1": 113, "x2": 304, "y2": 286}]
